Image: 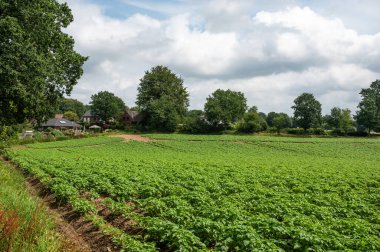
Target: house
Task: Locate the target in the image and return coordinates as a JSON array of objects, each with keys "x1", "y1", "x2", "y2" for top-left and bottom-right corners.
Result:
[
  {"x1": 121, "y1": 111, "x2": 142, "y2": 124},
  {"x1": 42, "y1": 117, "x2": 82, "y2": 130},
  {"x1": 80, "y1": 110, "x2": 99, "y2": 123}
]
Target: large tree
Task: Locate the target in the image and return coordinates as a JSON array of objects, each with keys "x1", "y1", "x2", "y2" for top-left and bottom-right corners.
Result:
[
  {"x1": 58, "y1": 98, "x2": 86, "y2": 116},
  {"x1": 90, "y1": 91, "x2": 126, "y2": 122},
  {"x1": 272, "y1": 113, "x2": 292, "y2": 133},
  {"x1": 63, "y1": 111, "x2": 79, "y2": 122},
  {"x1": 136, "y1": 66, "x2": 189, "y2": 132},
  {"x1": 237, "y1": 107, "x2": 267, "y2": 133},
  {"x1": 292, "y1": 93, "x2": 322, "y2": 130},
  {"x1": 204, "y1": 89, "x2": 247, "y2": 130},
  {"x1": 356, "y1": 80, "x2": 380, "y2": 133},
  {"x1": 324, "y1": 107, "x2": 353, "y2": 134},
  {"x1": 0, "y1": 0, "x2": 87, "y2": 125}
]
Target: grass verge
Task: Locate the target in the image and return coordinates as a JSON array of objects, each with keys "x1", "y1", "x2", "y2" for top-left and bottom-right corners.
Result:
[{"x1": 0, "y1": 160, "x2": 64, "y2": 252}]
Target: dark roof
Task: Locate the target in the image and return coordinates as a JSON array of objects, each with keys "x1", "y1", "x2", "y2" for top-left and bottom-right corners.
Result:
[
  {"x1": 42, "y1": 118, "x2": 81, "y2": 128},
  {"x1": 124, "y1": 110, "x2": 142, "y2": 122},
  {"x1": 82, "y1": 110, "x2": 93, "y2": 117}
]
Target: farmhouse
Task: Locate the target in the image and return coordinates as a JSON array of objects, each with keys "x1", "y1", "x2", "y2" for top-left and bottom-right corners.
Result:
[
  {"x1": 80, "y1": 110, "x2": 99, "y2": 123},
  {"x1": 42, "y1": 116, "x2": 82, "y2": 130},
  {"x1": 121, "y1": 110, "x2": 142, "y2": 124}
]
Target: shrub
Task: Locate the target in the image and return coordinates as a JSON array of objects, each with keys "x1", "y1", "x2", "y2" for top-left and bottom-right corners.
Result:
[
  {"x1": 0, "y1": 126, "x2": 18, "y2": 141},
  {"x1": 307, "y1": 128, "x2": 326, "y2": 135},
  {"x1": 284, "y1": 128, "x2": 305, "y2": 135},
  {"x1": 50, "y1": 130, "x2": 64, "y2": 137}
]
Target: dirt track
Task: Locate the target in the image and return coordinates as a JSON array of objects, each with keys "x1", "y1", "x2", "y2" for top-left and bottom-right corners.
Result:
[{"x1": 110, "y1": 134, "x2": 152, "y2": 142}]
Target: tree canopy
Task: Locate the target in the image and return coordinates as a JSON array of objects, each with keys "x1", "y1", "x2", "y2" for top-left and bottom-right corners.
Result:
[
  {"x1": 292, "y1": 93, "x2": 322, "y2": 130},
  {"x1": 0, "y1": 0, "x2": 87, "y2": 125},
  {"x1": 136, "y1": 66, "x2": 189, "y2": 132},
  {"x1": 237, "y1": 108, "x2": 267, "y2": 133},
  {"x1": 273, "y1": 113, "x2": 292, "y2": 133},
  {"x1": 57, "y1": 98, "x2": 86, "y2": 116},
  {"x1": 90, "y1": 91, "x2": 126, "y2": 122},
  {"x1": 63, "y1": 111, "x2": 79, "y2": 122},
  {"x1": 356, "y1": 80, "x2": 380, "y2": 133},
  {"x1": 204, "y1": 89, "x2": 247, "y2": 130},
  {"x1": 324, "y1": 107, "x2": 353, "y2": 134}
]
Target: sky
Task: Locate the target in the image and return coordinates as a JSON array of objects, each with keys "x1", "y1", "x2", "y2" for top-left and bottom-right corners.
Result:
[{"x1": 61, "y1": 0, "x2": 380, "y2": 114}]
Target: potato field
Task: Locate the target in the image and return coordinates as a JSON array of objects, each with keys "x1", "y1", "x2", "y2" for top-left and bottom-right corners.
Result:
[{"x1": 6, "y1": 135, "x2": 380, "y2": 251}]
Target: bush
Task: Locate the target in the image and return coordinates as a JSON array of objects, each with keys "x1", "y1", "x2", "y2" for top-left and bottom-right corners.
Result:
[
  {"x1": 307, "y1": 128, "x2": 326, "y2": 135},
  {"x1": 284, "y1": 128, "x2": 305, "y2": 135},
  {"x1": 347, "y1": 131, "x2": 368, "y2": 137},
  {"x1": 236, "y1": 111, "x2": 267, "y2": 133},
  {"x1": 0, "y1": 125, "x2": 18, "y2": 141},
  {"x1": 267, "y1": 127, "x2": 278, "y2": 133},
  {"x1": 180, "y1": 116, "x2": 214, "y2": 134},
  {"x1": 50, "y1": 130, "x2": 64, "y2": 137}
]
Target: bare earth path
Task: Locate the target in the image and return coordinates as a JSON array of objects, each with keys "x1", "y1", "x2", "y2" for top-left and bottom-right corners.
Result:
[{"x1": 110, "y1": 134, "x2": 152, "y2": 142}]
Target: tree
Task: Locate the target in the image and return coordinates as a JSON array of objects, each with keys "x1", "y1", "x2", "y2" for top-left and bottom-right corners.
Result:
[
  {"x1": 63, "y1": 111, "x2": 79, "y2": 122},
  {"x1": 340, "y1": 109, "x2": 354, "y2": 134},
  {"x1": 90, "y1": 91, "x2": 126, "y2": 122},
  {"x1": 292, "y1": 93, "x2": 322, "y2": 130},
  {"x1": 272, "y1": 113, "x2": 292, "y2": 133},
  {"x1": 136, "y1": 66, "x2": 189, "y2": 132},
  {"x1": 356, "y1": 80, "x2": 380, "y2": 133},
  {"x1": 324, "y1": 107, "x2": 353, "y2": 134},
  {"x1": 58, "y1": 98, "x2": 86, "y2": 116},
  {"x1": 237, "y1": 108, "x2": 267, "y2": 133},
  {"x1": 266, "y1": 112, "x2": 277, "y2": 127},
  {"x1": 181, "y1": 110, "x2": 210, "y2": 134},
  {"x1": 204, "y1": 89, "x2": 247, "y2": 130},
  {"x1": 0, "y1": 1, "x2": 87, "y2": 125}
]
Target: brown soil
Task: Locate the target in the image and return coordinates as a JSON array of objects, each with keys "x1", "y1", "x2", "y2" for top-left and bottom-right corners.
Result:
[
  {"x1": 13, "y1": 145, "x2": 28, "y2": 150},
  {"x1": 110, "y1": 134, "x2": 152, "y2": 142},
  {"x1": 1, "y1": 157, "x2": 119, "y2": 252}
]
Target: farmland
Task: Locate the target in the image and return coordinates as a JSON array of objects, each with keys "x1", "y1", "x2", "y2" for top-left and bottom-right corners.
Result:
[{"x1": 5, "y1": 135, "x2": 380, "y2": 251}]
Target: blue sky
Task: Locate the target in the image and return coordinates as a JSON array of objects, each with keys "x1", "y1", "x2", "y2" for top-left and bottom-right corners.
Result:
[{"x1": 63, "y1": 0, "x2": 380, "y2": 114}]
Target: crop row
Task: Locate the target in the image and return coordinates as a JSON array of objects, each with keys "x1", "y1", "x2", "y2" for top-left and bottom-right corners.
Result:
[{"x1": 6, "y1": 135, "x2": 380, "y2": 251}]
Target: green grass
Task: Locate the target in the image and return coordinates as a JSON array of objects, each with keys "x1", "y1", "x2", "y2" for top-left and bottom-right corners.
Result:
[
  {"x1": 0, "y1": 160, "x2": 63, "y2": 251},
  {"x1": 6, "y1": 134, "x2": 380, "y2": 251}
]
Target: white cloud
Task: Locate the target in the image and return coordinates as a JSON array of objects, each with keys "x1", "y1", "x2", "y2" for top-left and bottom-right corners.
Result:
[{"x1": 62, "y1": 1, "x2": 380, "y2": 115}]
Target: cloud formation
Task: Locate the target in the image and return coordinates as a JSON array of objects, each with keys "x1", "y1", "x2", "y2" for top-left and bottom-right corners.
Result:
[{"x1": 64, "y1": 0, "x2": 380, "y2": 114}]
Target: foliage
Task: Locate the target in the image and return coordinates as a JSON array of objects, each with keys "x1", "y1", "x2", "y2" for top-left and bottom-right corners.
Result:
[
  {"x1": 7, "y1": 135, "x2": 380, "y2": 251},
  {"x1": 90, "y1": 91, "x2": 126, "y2": 122},
  {"x1": 236, "y1": 109, "x2": 267, "y2": 133},
  {"x1": 0, "y1": 162, "x2": 63, "y2": 251},
  {"x1": 272, "y1": 113, "x2": 292, "y2": 133},
  {"x1": 137, "y1": 66, "x2": 189, "y2": 132},
  {"x1": 284, "y1": 128, "x2": 306, "y2": 135},
  {"x1": 180, "y1": 110, "x2": 211, "y2": 134},
  {"x1": 57, "y1": 98, "x2": 86, "y2": 116},
  {"x1": 266, "y1": 112, "x2": 277, "y2": 127},
  {"x1": 63, "y1": 111, "x2": 79, "y2": 122},
  {"x1": 292, "y1": 93, "x2": 322, "y2": 130},
  {"x1": 0, "y1": 0, "x2": 87, "y2": 125},
  {"x1": 356, "y1": 79, "x2": 380, "y2": 133},
  {"x1": 324, "y1": 107, "x2": 354, "y2": 134},
  {"x1": 0, "y1": 125, "x2": 18, "y2": 142},
  {"x1": 204, "y1": 89, "x2": 247, "y2": 130}
]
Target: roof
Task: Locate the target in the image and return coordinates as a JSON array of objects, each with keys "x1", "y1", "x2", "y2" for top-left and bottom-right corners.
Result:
[
  {"x1": 82, "y1": 110, "x2": 94, "y2": 117},
  {"x1": 124, "y1": 110, "x2": 142, "y2": 122},
  {"x1": 42, "y1": 118, "x2": 82, "y2": 128}
]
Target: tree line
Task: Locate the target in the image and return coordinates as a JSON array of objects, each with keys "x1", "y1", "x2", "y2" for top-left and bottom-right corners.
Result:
[
  {"x1": 54, "y1": 66, "x2": 380, "y2": 135},
  {"x1": 1, "y1": 1, "x2": 379, "y2": 137}
]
